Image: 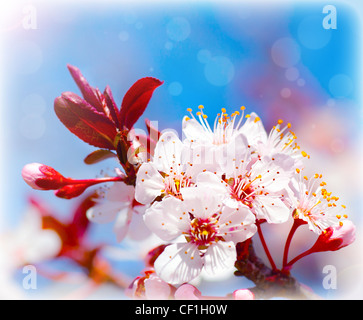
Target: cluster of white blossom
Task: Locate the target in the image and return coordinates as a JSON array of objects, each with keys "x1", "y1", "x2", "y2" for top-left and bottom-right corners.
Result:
[{"x1": 87, "y1": 106, "x2": 351, "y2": 286}]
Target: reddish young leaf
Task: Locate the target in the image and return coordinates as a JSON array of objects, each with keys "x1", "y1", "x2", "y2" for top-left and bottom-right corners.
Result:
[
  {"x1": 84, "y1": 149, "x2": 117, "y2": 165},
  {"x1": 103, "y1": 85, "x2": 121, "y2": 128},
  {"x1": 119, "y1": 77, "x2": 163, "y2": 130},
  {"x1": 55, "y1": 183, "x2": 89, "y2": 199},
  {"x1": 69, "y1": 193, "x2": 98, "y2": 241},
  {"x1": 145, "y1": 118, "x2": 161, "y2": 140},
  {"x1": 54, "y1": 93, "x2": 117, "y2": 149},
  {"x1": 67, "y1": 64, "x2": 104, "y2": 113}
]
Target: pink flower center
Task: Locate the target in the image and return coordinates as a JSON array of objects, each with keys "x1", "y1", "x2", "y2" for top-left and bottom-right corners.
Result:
[
  {"x1": 186, "y1": 217, "x2": 219, "y2": 249},
  {"x1": 229, "y1": 177, "x2": 256, "y2": 208},
  {"x1": 163, "y1": 173, "x2": 191, "y2": 199}
]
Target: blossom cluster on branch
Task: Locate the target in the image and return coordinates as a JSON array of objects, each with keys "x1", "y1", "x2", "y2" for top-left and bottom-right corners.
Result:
[{"x1": 21, "y1": 65, "x2": 356, "y2": 300}]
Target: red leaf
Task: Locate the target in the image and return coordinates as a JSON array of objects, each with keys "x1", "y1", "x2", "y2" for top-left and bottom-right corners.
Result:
[
  {"x1": 119, "y1": 77, "x2": 163, "y2": 130},
  {"x1": 55, "y1": 184, "x2": 89, "y2": 199},
  {"x1": 103, "y1": 85, "x2": 121, "y2": 128},
  {"x1": 54, "y1": 92, "x2": 117, "y2": 149},
  {"x1": 67, "y1": 64, "x2": 104, "y2": 113},
  {"x1": 69, "y1": 193, "x2": 98, "y2": 241},
  {"x1": 84, "y1": 149, "x2": 117, "y2": 165}
]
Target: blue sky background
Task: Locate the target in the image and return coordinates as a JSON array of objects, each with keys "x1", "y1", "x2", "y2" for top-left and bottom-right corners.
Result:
[{"x1": 1, "y1": 0, "x2": 362, "y2": 298}]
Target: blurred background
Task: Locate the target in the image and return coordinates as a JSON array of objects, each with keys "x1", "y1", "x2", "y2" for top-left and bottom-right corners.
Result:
[{"x1": 0, "y1": 0, "x2": 362, "y2": 299}]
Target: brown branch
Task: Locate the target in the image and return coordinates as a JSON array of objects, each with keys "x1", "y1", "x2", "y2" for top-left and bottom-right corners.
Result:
[{"x1": 234, "y1": 239, "x2": 322, "y2": 300}]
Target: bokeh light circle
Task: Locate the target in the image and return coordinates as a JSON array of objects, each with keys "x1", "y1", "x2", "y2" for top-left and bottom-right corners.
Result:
[
  {"x1": 19, "y1": 115, "x2": 46, "y2": 140},
  {"x1": 285, "y1": 67, "x2": 299, "y2": 81},
  {"x1": 197, "y1": 49, "x2": 212, "y2": 64},
  {"x1": 280, "y1": 87, "x2": 291, "y2": 98},
  {"x1": 328, "y1": 74, "x2": 353, "y2": 98},
  {"x1": 297, "y1": 15, "x2": 332, "y2": 50},
  {"x1": 271, "y1": 37, "x2": 301, "y2": 68},
  {"x1": 204, "y1": 56, "x2": 235, "y2": 86},
  {"x1": 118, "y1": 31, "x2": 129, "y2": 41},
  {"x1": 21, "y1": 94, "x2": 46, "y2": 115},
  {"x1": 168, "y1": 81, "x2": 183, "y2": 96},
  {"x1": 166, "y1": 17, "x2": 191, "y2": 42},
  {"x1": 14, "y1": 41, "x2": 43, "y2": 74}
]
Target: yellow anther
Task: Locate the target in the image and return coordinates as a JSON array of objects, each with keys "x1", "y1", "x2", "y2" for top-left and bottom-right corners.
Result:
[
  {"x1": 301, "y1": 151, "x2": 308, "y2": 157},
  {"x1": 202, "y1": 114, "x2": 208, "y2": 119},
  {"x1": 185, "y1": 116, "x2": 190, "y2": 121},
  {"x1": 296, "y1": 168, "x2": 300, "y2": 174},
  {"x1": 287, "y1": 123, "x2": 292, "y2": 128},
  {"x1": 196, "y1": 111, "x2": 202, "y2": 116},
  {"x1": 254, "y1": 117, "x2": 261, "y2": 123},
  {"x1": 198, "y1": 105, "x2": 204, "y2": 109},
  {"x1": 245, "y1": 114, "x2": 251, "y2": 118},
  {"x1": 240, "y1": 106, "x2": 246, "y2": 110},
  {"x1": 187, "y1": 108, "x2": 192, "y2": 112},
  {"x1": 278, "y1": 119, "x2": 284, "y2": 125},
  {"x1": 221, "y1": 108, "x2": 226, "y2": 113}
]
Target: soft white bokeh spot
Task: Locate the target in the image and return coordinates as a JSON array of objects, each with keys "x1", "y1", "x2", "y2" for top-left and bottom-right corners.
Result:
[
  {"x1": 13, "y1": 41, "x2": 43, "y2": 74},
  {"x1": 204, "y1": 56, "x2": 235, "y2": 86},
  {"x1": 166, "y1": 17, "x2": 191, "y2": 42},
  {"x1": 329, "y1": 74, "x2": 353, "y2": 98},
  {"x1": 297, "y1": 15, "x2": 332, "y2": 50},
  {"x1": 19, "y1": 115, "x2": 46, "y2": 140},
  {"x1": 118, "y1": 31, "x2": 129, "y2": 41},
  {"x1": 197, "y1": 49, "x2": 212, "y2": 64},
  {"x1": 271, "y1": 37, "x2": 301, "y2": 68},
  {"x1": 168, "y1": 81, "x2": 183, "y2": 96},
  {"x1": 285, "y1": 67, "x2": 300, "y2": 82},
  {"x1": 280, "y1": 87, "x2": 291, "y2": 98}
]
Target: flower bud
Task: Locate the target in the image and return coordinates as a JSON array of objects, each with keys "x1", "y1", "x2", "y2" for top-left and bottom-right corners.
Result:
[
  {"x1": 233, "y1": 289, "x2": 255, "y2": 300},
  {"x1": 310, "y1": 220, "x2": 356, "y2": 253},
  {"x1": 174, "y1": 284, "x2": 201, "y2": 300},
  {"x1": 126, "y1": 269, "x2": 172, "y2": 300},
  {"x1": 22, "y1": 163, "x2": 68, "y2": 190}
]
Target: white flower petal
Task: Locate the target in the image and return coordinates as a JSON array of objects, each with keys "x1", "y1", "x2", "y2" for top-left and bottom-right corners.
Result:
[
  {"x1": 255, "y1": 196, "x2": 290, "y2": 224},
  {"x1": 240, "y1": 112, "x2": 268, "y2": 147},
  {"x1": 24, "y1": 229, "x2": 62, "y2": 264},
  {"x1": 87, "y1": 202, "x2": 127, "y2": 224},
  {"x1": 106, "y1": 182, "x2": 134, "y2": 203},
  {"x1": 195, "y1": 171, "x2": 229, "y2": 195},
  {"x1": 153, "y1": 131, "x2": 184, "y2": 172},
  {"x1": 113, "y1": 208, "x2": 133, "y2": 243},
  {"x1": 135, "y1": 162, "x2": 164, "y2": 205},
  {"x1": 251, "y1": 153, "x2": 294, "y2": 192},
  {"x1": 154, "y1": 243, "x2": 203, "y2": 285},
  {"x1": 223, "y1": 132, "x2": 250, "y2": 170},
  {"x1": 203, "y1": 241, "x2": 236, "y2": 276},
  {"x1": 180, "y1": 186, "x2": 222, "y2": 219},
  {"x1": 182, "y1": 117, "x2": 211, "y2": 144},
  {"x1": 127, "y1": 206, "x2": 152, "y2": 241},
  {"x1": 143, "y1": 197, "x2": 189, "y2": 241},
  {"x1": 218, "y1": 205, "x2": 257, "y2": 243}
]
